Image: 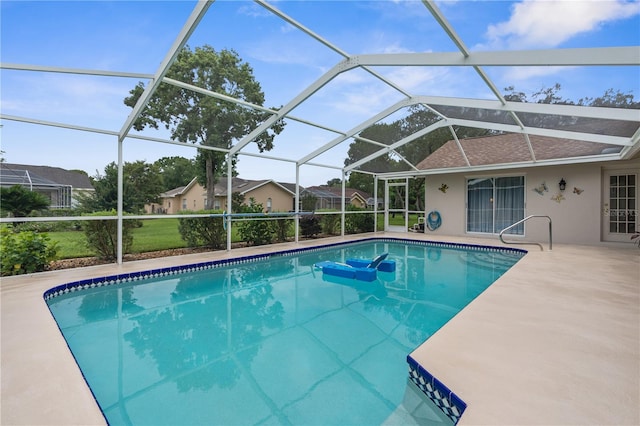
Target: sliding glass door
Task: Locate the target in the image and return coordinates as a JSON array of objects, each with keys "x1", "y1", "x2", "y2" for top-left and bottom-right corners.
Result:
[{"x1": 467, "y1": 176, "x2": 525, "y2": 234}]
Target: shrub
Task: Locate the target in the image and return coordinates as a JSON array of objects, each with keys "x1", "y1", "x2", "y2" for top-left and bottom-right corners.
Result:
[
  {"x1": 273, "y1": 217, "x2": 292, "y2": 242},
  {"x1": 237, "y1": 199, "x2": 275, "y2": 246},
  {"x1": 320, "y1": 214, "x2": 340, "y2": 235},
  {"x1": 0, "y1": 226, "x2": 58, "y2": 276},
  {"x1": 300, "y1": 215, "x2": 322, "y2": 238},
  {"x1": 178, "y1": 210, "x2": 226, "y2": 249},
  {"x1": 83, "y1": 212, "x2": 134, "y2": 260},
  {"x1": 345, "y1": 206, "x2": 374, "y2": 234},
  {"x1": 0, "y1": 185, "x2": 50, "y2": 217}
]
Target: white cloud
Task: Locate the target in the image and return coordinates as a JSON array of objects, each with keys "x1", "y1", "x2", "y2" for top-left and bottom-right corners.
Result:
[
  {"x1": 486, "y1": 0, "x2": 640, "y2": 49},
  {"x1": 236, "y1": 3, "x2": 273, "y2": 18}
]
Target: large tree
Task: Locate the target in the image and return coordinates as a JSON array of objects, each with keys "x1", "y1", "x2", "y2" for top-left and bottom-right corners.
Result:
[
  {"x1": 153, "y1": 156, "x2": 198, "y2": 192},
  {"x1": 79, "y1": 161, "x2": 163, "y2": 213},
  {"x1": 124, "y1": 45, "x2": 284, "y2": 209}
]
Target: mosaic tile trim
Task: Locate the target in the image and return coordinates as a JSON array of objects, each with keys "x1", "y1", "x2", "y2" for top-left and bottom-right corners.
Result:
[
  {"x1": 43, "y1": 254, "x2": 275, "y2": 301},
  {"x1": 407, "y1": 355, "x2": 467, "y2": 424},
  {"x1": 44, "y1": 237, "x2": 526, "y2": 302}
]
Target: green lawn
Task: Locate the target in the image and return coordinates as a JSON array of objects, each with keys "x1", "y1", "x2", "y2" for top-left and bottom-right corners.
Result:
[
  {"x1": 48, "y1": 218, "x2": 240, "y2": 259},
  {"x1": 379, "y1": 213, "x2": 423, "y2": 228},
  {"x1": 130, "y1": 218, "x2": 188, "y2": 253},
  {"x1": 47, "y1": 214, "x2": 423, "y2": 259}
]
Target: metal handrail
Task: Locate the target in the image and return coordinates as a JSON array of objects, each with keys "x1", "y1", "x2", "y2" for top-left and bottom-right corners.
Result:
[{"x1": 499, "y1": 215, "x2": 552, "y2": 251}]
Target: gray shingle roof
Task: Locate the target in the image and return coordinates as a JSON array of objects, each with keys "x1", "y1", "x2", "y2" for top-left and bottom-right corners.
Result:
[
  {"x1": 0, "y1": 163, "x2": 94, "y2": 189},
  {"x1": 416, "y1": 133, "x2": 622, "y2": 170}
]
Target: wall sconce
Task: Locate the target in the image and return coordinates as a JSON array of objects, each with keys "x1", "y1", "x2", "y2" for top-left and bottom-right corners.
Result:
[{"x1": 559, "y1": 178, "x2": 567, "y2": 191}]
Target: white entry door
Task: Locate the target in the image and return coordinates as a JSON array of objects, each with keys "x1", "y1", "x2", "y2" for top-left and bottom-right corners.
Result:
[{"x1": 603, "y1": 170, "x2": 638, "y2": 243}]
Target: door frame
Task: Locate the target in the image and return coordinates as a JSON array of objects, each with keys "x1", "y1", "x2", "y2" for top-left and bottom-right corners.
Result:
[{"x1": 602, "y1": 168, "x2": 639, "y2": 243}]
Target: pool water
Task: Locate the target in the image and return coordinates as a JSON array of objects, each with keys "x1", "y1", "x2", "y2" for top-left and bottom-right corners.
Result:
[{"x1": 47, "y1": 240, "x2": 524, "y2": 425}]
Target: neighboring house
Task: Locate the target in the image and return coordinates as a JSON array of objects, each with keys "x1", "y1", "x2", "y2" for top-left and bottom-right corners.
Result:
[
  {"x1": 146, "y1": 177, "x2": 297, "y2": 214},
  {"x1": 413, "y1": 132, "x2": 640, "y2": 245},
  {"x1": 302, "y1": 186, "x2": 374, "y2": 210},
  {"x1": 0, "y1": 163, "x2": 94, "y2": 208}
]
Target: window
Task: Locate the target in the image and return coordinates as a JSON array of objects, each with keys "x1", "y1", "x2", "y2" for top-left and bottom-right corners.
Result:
[
  {"x1": 266, "y1": 198, "x2": 272, "y2": 213},
  {"x1": 182, "y1": 198, "x2": 187, "y2": 210},
  {"x1": 213, "y1": 199, "x2": 221, "y2": 210},
  {"x1": 467, "y1": 176, "x2": 525, "y2": 235}
]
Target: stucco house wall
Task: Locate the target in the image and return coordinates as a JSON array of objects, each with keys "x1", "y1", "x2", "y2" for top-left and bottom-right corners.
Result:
[
  {"x1": 422, "y1": 158, "x2": 639, "y2": 246},
  {"x1": 180, "y1": 182, "x2": 207, "y2": 212},
  {"x1": 239, "y1": 182, "x2": 294, "y2": 212},
  {"x1": 146, "y1": 178, "x2": 295, "y2": 214}
]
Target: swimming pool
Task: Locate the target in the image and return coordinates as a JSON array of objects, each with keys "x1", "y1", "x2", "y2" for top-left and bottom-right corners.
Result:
[{"x1": 45, "y1": 238, "x2": 525, "y2": 425}]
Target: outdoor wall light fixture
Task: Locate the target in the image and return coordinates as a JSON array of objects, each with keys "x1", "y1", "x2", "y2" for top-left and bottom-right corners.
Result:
[{"x1": 559, "y1": 178, "x2": 567, "y2": 191}]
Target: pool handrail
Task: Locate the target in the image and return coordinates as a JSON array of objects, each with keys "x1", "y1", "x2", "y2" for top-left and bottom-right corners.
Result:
[{"x1": 499, "y1": 215, "x2": 552, "y2": 251}]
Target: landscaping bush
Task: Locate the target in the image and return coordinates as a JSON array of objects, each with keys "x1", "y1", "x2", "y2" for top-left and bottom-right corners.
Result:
[
  {"x1": 320, "y1": 214, "x2": 340, "y2": 235},
  {"x1": 0, "y1": 226, "x2": 58, "y2": 276},
  {"x1": 237, "y1": 199, "x2": 275, "y2": 246},
  {"x1": 178, "y1": 210, "x2": 226, "y2": 249},
  {"x1": 83, "y1": 212, "x2": 134, "y2": 260},
  {"x1": 273, "y1": 217, "x2": 292, "y2": 243},
  {"x1": 300, "y1": 215, "x2": 322, "y2": 238},
  {"x1": 344, "y1": 206, "x2": 374, "y2": 234}
]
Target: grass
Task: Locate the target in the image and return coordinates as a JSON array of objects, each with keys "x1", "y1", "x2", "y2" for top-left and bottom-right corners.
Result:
[
  {"x1": 46, "y1": 213, "x2": 424, "y2": 259},
  {"x1": 48, "y1": 218, "x2": 241, "y2": 259},
  {"x1": 130, "y1": 218, "x2": 188, "y2": 253},
  {"x1": 379, "y1": 213, "x2": 423, "y2": 228},
  {"x1": 50, "y1": 230, "x2": 92, "y2": 259}
]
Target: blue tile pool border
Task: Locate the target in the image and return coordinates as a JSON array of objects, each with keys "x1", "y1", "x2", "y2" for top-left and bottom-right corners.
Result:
[
  {"x1": 43, "y1": 237, "x2": 526, "y2": 302},
  {"x1": 407, "y1": 354, "x2": 467, "y2": 424}
]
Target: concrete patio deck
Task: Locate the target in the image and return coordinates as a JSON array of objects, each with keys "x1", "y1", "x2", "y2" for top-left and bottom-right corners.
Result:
[{"x1": 1, "y1": 233, "x2": 638, "y2": 425}]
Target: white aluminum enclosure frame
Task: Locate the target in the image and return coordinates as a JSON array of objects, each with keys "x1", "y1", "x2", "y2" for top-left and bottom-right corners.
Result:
[{"x1": 1, "y1": 0, "x2": 639, "y2": 264}]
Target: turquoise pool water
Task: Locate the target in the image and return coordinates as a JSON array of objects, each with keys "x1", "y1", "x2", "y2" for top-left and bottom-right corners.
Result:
[{"x1": 46, "y1": 239, "x2": 524, "y2": 425}]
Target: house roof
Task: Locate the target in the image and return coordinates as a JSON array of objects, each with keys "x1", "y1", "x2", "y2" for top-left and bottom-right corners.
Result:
[
  {"x1": 0, "y1": 163, "x2": 93, "y2": 189},
  {"x1": 415, "y1": 133, "x2": 626, "y2": 171},
  {"x1": 160, "y1": 177, "x2": 298, "y2": 198},
  {"x1": 213, "y1": 177, "x2": 297, "y2": 196},
  {"x1": 304, "y1": 186, "x2": 371, "y2": 201}
]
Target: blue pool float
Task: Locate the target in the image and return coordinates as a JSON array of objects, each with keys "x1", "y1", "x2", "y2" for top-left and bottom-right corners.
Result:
[{"x1": 315, "y1": 253, "x2": 395, "y2": 282}]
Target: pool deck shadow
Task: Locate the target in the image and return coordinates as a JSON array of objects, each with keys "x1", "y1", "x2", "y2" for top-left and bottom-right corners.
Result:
[{"x1": 1, "y1": 232, "x2": 639, "y2": 425}]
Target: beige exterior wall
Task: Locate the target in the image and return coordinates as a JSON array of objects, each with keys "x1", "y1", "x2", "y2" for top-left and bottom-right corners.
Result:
[
  {"x1": 422, "y1": 158, "x2": 639, "y2": 246},
  {"x1": 350, "y1": 195, "x2": 367, "y2": 209},
  {"x1": 181, "y1": 183, "x2": 207, "y2": 212},
  {"x1": 239, "y1": 182, "x2": 294, "y2": 212},
  {"x1": 146, "y1": 181, "x2": 294, "y2": 214}
]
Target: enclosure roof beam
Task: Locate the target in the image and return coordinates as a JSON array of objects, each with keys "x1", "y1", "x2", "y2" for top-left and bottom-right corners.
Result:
[
  {"x1": 117, "y1": 0, "x2": 213, "y2": 143},
  {"x1": 422, "y1": 0, "x2": 508, "y2": 105},
  {"x1": 415, "y1": 95, "x2": 640, "y2": 121},
  {"x1": 162, "y1": 77, "x2": 345, "y2": 135},
  {"x1": 446, "y1": 118, "x2": 633, "y2": 146},
  {"x1": 255, "y1": 0, "x2": 413, "y2": 98},
  {"x1": 296, "y1": 98, "x2": 418, "y2": 165},
  {"x1": 230, "y1": 57, "x2": 360, "y2": 156},
  {"x1": 0, "y1": 114, "x2": 119, "y2": 136},
  {"x1": 376, "y1": 152, "x2": 622, "y2": 179},
  {"x1": 352, "y1": 46, "x2": 640, "y2": 67},
  {"x1": 620, "y1": 127, "x2": 640, "y2": 159},
  {"x1": 344, "y1": 120, "x2": 449, "y2": 172},
  {"x1": 0, "y1": 62, "x2": 153, "y2": 79}
]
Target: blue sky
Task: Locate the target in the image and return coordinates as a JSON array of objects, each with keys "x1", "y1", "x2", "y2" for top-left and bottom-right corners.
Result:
[{"x1": 1, "y1": 0, "x2": 639, "y2": 187}]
